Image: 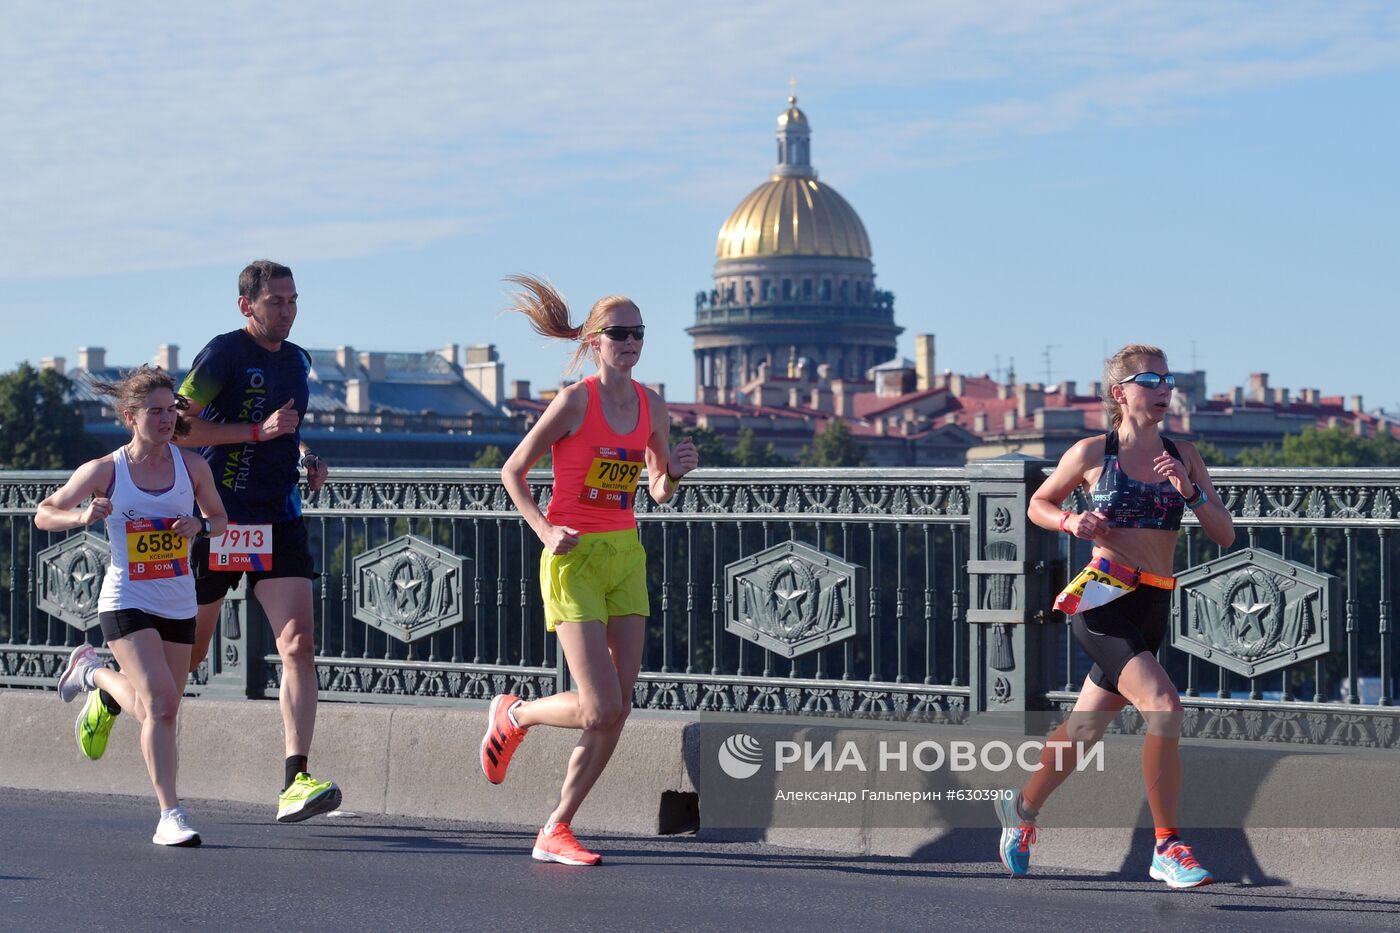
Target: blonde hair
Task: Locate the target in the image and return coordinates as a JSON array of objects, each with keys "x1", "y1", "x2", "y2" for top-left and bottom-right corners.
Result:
[
  {"x1": 1102, "y1": 343, "x2": 1167, "y2": 431},
  {"x1": 504, "y1": 274, "x2": 640, "y2": 376},
  {"x1": 89, "y1": 364, "x2": 191, "y2": 439}
]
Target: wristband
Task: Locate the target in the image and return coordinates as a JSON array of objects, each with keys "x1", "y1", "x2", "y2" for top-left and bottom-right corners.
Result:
[
  {"x1": 1185, "y1": 486, "x2": 1209, "y2": 510},
  {"x1": 1059, "y1": 511, "x2": 1072, "y2": 533},
  {"x1": 665, "y1": 470, "x2": 683, "y2": 490},
  {"x1": 251, "y1": 422, "x2": 262, "y2": 443}
]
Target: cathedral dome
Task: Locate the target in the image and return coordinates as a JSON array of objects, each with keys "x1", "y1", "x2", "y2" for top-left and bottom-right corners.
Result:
[
  {"x1": 715, "y1": 176, "x2": 871, "y2": 260},
  {"x1": 714, "y1": 94, "x2": 871, "y2": 261}
]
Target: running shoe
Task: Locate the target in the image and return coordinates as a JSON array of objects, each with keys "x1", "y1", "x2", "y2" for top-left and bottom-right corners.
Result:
[
  {"x1": 57, "y1": 643, "x2": 99, "y2": 703},
  {"x1": 275, "y1": 772, "x2": 342, "y2": 823},
  {"x1": 532, "y1": 822, "x2": 602, "y2": 866},
  {"x1": 152, "y1": 808, "x2": 202, "y2": 847},
  {"x1": 75, "y1": 688, "x2": 117, "y2": 761},
  {"x1": 994, "y1": 792, "x2": 1036, "y2": 877},
  {"x1": 1149, "y1": 840, "x2": 1213, "y2": 889},
  {"x1": 479, "y1": 693, "x2": 528, "y2": 784}
]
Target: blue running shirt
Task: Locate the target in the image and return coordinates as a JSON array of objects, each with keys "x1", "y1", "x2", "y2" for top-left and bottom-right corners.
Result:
[{"x1": 179, "y1": 329, "x2": 311, "y2": 523}]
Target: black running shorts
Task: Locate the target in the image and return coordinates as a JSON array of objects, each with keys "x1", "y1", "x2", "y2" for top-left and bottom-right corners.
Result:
[
  {"x1": 191, "y1": 517, "x2": 318, "y2": 606},
  {"x1": 99, "y1": 608, "x2": 197, "y2": 645},
  {"x1": 1069, "y1": 584, "x2": 1172, "y2": 695}
]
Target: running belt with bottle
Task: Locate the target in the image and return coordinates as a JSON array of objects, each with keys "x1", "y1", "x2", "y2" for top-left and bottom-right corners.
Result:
[
  {"x1": 98, "y1": 445, "x2": 198, "y2": 619},
  {"x1": 546, "y1": 376, "x2": 652, "y2": 534},
  {"x1": 1054, "y1": 433, "x2": 1184, "y2": 615}
]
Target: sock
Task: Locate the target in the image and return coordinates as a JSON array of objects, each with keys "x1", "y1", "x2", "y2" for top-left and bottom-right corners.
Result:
[
  {"x1": 507, "y1": 699, "x2": 523, "y2": 730},
  {"x1": 1155, "y1": 828, "x2": 1180, "y2": 853},
  {"x1": 285, "y1": 755, "x2": 309, "y2": 791},
  {"x1": 161, "y1": 806, "x2": 182, "y2": 819},
  {"x1": 1015, "y1": 792, "x2": 1039, "y2": 822},
  {"x1": 82, "y1": 663, "x2": 101, "y2": 691},
  {"x1": 99, "y1": 689, "x2": 122, "y2": 715}
]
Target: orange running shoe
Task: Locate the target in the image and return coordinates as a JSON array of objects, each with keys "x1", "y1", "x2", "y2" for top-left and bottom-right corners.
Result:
[
  {"x1": 532, "y1": 822, "x2": 602, "y2": 866},
  {"x1": 479, "y1": 694, "x2": 527, "y2": 784}
]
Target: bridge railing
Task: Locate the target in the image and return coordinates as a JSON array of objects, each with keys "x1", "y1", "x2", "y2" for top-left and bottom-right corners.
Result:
[{"x1": 2, "y1": 464, "x2": 1396, "y2": 748}]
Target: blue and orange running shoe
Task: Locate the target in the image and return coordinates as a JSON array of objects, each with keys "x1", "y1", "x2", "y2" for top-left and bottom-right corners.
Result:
[
  {"x1": 994, "y1": 792, "x2": 1036, "y2": 877},
  {"x1": 1149, "y1": 840, "x2": 1214, "y2": 889}
]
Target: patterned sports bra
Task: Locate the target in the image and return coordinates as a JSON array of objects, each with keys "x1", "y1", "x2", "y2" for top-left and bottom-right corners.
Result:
[{"x1": 1089, "y1": 432, "x2": 1186, "y2": 531}]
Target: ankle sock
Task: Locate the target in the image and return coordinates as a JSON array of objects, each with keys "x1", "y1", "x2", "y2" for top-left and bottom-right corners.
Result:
[
  {"x1": 98, "y1": 689, "x2": 122, "y2": 715},
  {"x1": 285, "y1": 755, "x2": 309, "y2": 791},
  {"x1": 1155, "y1": 828, "x2": 1180, "y2": 853}
]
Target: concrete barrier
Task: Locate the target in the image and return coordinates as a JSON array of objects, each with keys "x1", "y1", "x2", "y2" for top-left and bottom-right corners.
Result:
[{"x1": 3, "y1": 688, "x2": 1396, "y2": 898}]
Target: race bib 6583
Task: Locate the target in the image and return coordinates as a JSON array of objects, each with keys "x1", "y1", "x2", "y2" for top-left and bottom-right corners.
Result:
[{"x1": 126, "y1": 518, "x2": 190, "y2": 580}]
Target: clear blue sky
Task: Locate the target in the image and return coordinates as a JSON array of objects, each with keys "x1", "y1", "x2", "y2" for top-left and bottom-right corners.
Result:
[{"x1": 3, "y1": 2, "x2": 1397, "y2": 411}]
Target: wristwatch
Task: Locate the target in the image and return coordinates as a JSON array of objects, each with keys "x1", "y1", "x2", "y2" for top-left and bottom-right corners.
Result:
[
  {"x1": 299, "y1": 451, "x2": 320, "y2": 470},
  {"x1": 197, "y1": 517, "x2": 213, "y2": 538}
]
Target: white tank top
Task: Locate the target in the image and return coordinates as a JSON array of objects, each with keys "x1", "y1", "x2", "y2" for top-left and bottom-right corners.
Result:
[{"x1": 98, "y1": 445, "x2": 198, "y2": 619}]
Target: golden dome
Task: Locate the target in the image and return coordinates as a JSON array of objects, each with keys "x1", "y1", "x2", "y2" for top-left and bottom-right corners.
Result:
[{"x1": 716, "y1": 176, "x2": 872, "y2": 260}]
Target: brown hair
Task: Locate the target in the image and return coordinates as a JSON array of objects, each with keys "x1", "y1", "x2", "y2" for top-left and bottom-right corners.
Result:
[
  {"x1": 1102, "y1": 343, "x2": 1167, "y2": 431},
  {"x1": 239, "y1": 260, "x2": 294, "y2": 301},
  {"x1": 89, "y1": 365, "x2": 191, "y2": 439},
  {"x1": 504, "y1": 274, "x2": 640, "y2": 375}
]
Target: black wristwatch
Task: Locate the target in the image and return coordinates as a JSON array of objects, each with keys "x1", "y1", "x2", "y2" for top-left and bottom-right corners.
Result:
[
  {"x1": 299, "y1": 451, "x2": 320, "y2": 470},
  {"x1": 197, "y1": 517, "x2": 213, "y2": 538}
]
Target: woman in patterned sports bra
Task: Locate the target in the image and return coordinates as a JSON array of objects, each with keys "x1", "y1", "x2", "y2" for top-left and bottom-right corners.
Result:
[
  {"x1": 39, "y1": 366, "x2": 227, "y2": 847},
  {"x1": 480, "y1": 275, "x2": 699, "y2": 866},
  {"x1": 994, "y1": 344, "x2": 1235, "y2": 889}
]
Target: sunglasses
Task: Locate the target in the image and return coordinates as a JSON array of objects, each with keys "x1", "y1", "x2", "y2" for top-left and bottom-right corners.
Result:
[
  {"x1": 1117, "y1": 371, "x2": 1176, "y2": 390},
  {"x1": 595, "y1": 325, "x2": 646, "y2": 342}
]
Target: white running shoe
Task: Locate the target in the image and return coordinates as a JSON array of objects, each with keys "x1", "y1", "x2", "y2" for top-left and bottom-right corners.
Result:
[
  {"x1": 57, "y1": 644, "x2": 99, "y2": 703},
  {"x1": 152, "y1": 808, "x2": 202, "y2": 847}
]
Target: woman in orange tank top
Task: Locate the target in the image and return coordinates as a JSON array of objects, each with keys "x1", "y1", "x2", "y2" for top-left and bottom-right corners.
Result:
[{"x1": 480, "y1": 274, "x2": 699, "y2": 866}]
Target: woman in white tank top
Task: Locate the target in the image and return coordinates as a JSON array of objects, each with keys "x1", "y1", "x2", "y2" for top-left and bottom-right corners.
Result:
[{"x1": 37, "y1": 366, "x2": 227, "y2": 847}]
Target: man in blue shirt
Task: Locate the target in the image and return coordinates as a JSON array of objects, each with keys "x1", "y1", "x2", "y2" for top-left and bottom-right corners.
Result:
[{"x1": 178, "y1": 260, "x2": 340, "y2": 822}]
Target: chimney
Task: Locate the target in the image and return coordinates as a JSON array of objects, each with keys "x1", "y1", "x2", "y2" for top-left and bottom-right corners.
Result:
[
  {"x1": 336, "y1": 345, "x2": 356, "y2": 371},
  {"x1": 1248, "y1": 372, "x2": 1269, "y2": 403},
  {"x1": 1231, "y1": 386, "x2": 1245, "y2": 407},
  {"x1": 440, "y1": 343, "x2": 460, "y2": 366},
  {"x1": 1351, "y1": 395, "x2": 1364, "y2": 413},
  {"x1": 788, "y1": 387, "x2": 803, "y2": 408},
  {"x1": 40, "y1": 356, "x2": 66, "y2": 375},
  {"x1": 948, "y1": 374, "x2": 965, "y2": 396},
  {"x1": 346, "y1": 379, "x2": 370, "y2": 413},
  {"x1": 78, "y1": 346, "x2": 105, "y2": 371},
  {"x1": 155, "y1": 344, "x2": 178, "y2": 372},
  {"x1": 1062, "y1": 380, "x2": 1076, "y2": 399},
  {"x1": 358, "y1": 351, "x2": 387, "y2": 381},
  {"x1": 1016, "y1": 383, "x2": 1045, "y2": 420},
  {"x1": 1272, "y1": 387, "x2": 1291, "y2": 406},
  {"x1": 810, "y1": 386, "x2": 833, "y2": 413},
  {"x1": 648, "y1": 383, "x2": 665, "y2": 400},
  {"x1": 1004, "y1": 410, "x2": 1018, "y2": 431},
  {"x1": 915, "y1": 334, "x2": 935, "y2": 391},
  {"x1": 997, "y1": 383, "x2": 1012, "y2": 401},
  {"x1": 831, "y1": 380, "x2": 851, "y2": 417},
  {"x1": 1089, "y1": 380, "x2": 1103, "y2": 400},
  {"x1": 974, "y1": 412, "x2": 989, "y2": 433},
  {"x1": 462, "y1": 344, "x2": 505, "y2": 407},
  {"x1": 510, "y1": 379, "x2": 532, "y2": 400},
  {"x1": 464, "y1": 344, "x2": 498, "y2": 365}
]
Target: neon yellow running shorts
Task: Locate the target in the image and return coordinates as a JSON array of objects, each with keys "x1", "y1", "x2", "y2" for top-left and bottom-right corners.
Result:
[{"x1": 539, "y1": 528, "x2": 650, "y2": 631}]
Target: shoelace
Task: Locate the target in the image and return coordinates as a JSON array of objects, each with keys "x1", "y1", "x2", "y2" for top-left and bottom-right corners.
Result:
[
  {"x1": 1163, "y1": 843, "x2": 1199, "y2": 869},
  {"x1": 1016, "y1": 823, "x2": 1037, "y2": 852}
]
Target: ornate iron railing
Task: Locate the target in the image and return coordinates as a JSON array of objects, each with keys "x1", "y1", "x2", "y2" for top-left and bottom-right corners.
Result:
[{"x1": 3, "y1": 465, "x2": 1397, "y2": 748}]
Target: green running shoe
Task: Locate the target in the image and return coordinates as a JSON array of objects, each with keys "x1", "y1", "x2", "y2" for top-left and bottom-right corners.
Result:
[
  {"x1": 276, "y1": 772, "x2": 342, "y2": 823},
  {"x1": 75, "y1": 689, "x2": 117, "y2": 761}
]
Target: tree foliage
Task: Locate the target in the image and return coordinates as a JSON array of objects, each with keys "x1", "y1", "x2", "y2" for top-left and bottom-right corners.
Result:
[
  {"x1": 470, "y1": 445, "x2": 506, "y2": 468},
  {"x1": 0, "y1": 364, "x2": 98, "y2": 468},
  {"x1": 1235, "y1": 426, "x2": 1400, "y2": 468},
  {"x1": 798, "y1": 418, "x2": 867, "y2": 467}
]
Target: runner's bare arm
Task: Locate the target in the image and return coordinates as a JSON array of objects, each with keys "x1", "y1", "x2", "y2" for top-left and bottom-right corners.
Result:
[
  {"x1": 33, "y1": 458, "x2": 115, "y2": 532},
  {"x1": 1028, "y1": 436, "x2": 1104, "y2": 537},
  {"x1": 175, "y1": 451, "x2": 228, "y2": 540},
  {"x1": 1176, "y1": 440, "x2": 1235, "y2": 548},
  {"x1": 501, "y1": 385, "x2": 587, "y2": 546},
  {"x1": 176, "y1": 398, "x2": 299, "y2": 448},
  {"x1": 643, "y1": 390, "x2": 696, "y2": 504}
]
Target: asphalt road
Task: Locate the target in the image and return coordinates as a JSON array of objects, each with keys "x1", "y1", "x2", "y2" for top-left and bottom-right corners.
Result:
[{"x1": 1, "y1": 789, "x2": 1396, "y2": 932}]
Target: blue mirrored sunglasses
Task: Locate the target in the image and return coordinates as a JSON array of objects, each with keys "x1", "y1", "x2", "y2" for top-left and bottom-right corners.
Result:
[{"x1": 1117, "y1": 371, "x2": 1176, "y2": 390}]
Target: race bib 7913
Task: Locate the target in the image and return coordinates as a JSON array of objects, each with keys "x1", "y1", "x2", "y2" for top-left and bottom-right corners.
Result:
[
  {"x1": 208, "y1": 523, "x2": 273, "y2": 572},
  {"x1": 578, "y1": 447, "x2": 644, "y2": 509}
]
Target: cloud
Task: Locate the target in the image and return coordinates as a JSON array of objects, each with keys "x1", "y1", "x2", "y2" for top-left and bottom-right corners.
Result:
[{"x1": 2, "y1": 0, "x2": 1397, "y2": 278}]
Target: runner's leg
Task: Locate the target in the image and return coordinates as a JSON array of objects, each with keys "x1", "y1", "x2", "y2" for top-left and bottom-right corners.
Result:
[{"x1": 107, "y1": 630, "x2": 184, "y2": 810}]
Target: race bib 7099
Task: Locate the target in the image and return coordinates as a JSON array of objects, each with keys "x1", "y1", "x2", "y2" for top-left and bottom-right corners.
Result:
[{"x1": 578, "y1": 447, "x2": 644, "y2": 509}]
